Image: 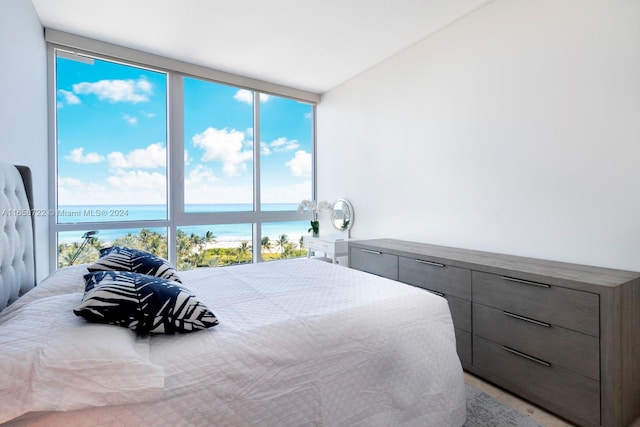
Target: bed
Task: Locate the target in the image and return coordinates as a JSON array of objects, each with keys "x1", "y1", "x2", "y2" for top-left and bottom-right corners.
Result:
[{"x1": 0, "y1": 163, "x2": 466, "y2": 426}]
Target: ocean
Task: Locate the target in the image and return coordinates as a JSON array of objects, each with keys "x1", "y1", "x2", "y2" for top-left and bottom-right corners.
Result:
[{"x1": 57, "y1": 204, "x2": 311, "y2": 244}]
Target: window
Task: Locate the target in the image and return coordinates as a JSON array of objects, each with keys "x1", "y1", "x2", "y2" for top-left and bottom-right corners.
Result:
[
  {"x1": 51, "y1": 47, "x2": 316, "y2": 270},
  {"x1": 183, "y1": 78, "x2": 254, "y2": 212},
  {"x1": 56, "y1": 56, "x2": 168, "y2": 223},
  {"x1": 260, "y1": 93, "x2": 314, "y2": 210}
]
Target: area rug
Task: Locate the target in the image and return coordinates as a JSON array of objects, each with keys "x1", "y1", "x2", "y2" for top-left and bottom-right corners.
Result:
[{"x1": 465, "y1": 384, "x2": 544, "y2": 427}]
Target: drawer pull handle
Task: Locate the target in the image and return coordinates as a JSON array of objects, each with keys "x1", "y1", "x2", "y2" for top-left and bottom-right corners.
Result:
[
  {"x1": 426, "y1": 289, "x2": 445, "y2": 297},
  {"x1": 502, "y1": 311, "x2": 551, "y2": 328},
  {"x1": 362, "y1": 249, "x2": 382, "y2": 255},
  {"x1": 502, "y1": 346, "x2": 551, "y2": 367},
  {"x1": 416, "y1": 259, "x2": 445, "y2": 267},
  {"x1": 501, "y1": 276, "x2": 550, "y2": 288}
]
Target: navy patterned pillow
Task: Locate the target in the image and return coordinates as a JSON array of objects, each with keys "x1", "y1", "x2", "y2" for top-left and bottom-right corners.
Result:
[
  {"x1": 74, "y1": 271, "x2": 219, "y2": 334},
  {"x1": 88, "y1": 246, "x2": 182, "y2": 283}
]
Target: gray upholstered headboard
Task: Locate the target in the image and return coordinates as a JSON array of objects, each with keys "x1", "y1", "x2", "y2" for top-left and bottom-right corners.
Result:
[{"x1": 0, "y1": 163, "x2": 36, "y2": 311}]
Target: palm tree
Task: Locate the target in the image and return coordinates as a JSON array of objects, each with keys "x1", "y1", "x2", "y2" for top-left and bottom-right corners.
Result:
[
  {"x1": 203, "y1": 230, "x2": 216, "y2": 246},
  {"x1": 138, "y1": 228, "x2": 153, "y2": 249},
  {"x1": 58, "y1": 242, "x2": 100, "y2": 267},
  {"x1": 282, "y1": 243, "x2": 297, "y2": 258},
  {"x1": 189, "y1": 233, "x2": 210, "y2": 266},
  {"x1": 88, "y1": 235, "x2": 102, "y2": 251},
  {"x1": 206, "y1": 257, "x2": 222, "y2": 268},
  {"x1": 58, "y1": 243, "x2": 77, "y2": 268},
  {"x1": 178, "y1": 260, "x2": 196, "y2": 271},
  {"x1": 75, "y1": 246, "x2": 99, "y2": 265},
  {"x1": 136, "y1": 228, "x2": 167, "y2": 256},
  {"x1": 176, "y1": 229, "x2": 194, "y2": 265},
  {"x1": 190, "y1": 233, "x2": 203, "y2": 249},
  {"x1": 237, "y1": 240, "x2": 252, "y2": 263},
  {"x1": 275, "y1": 234, "x2": 289, "y2": 256},
  {"x1": 261, "y1": 236, "x2": 272, "y2": 254},
  {"x1": 192, "y1": 231, "x2": 216, "y2": 267},
  {"x1": 113, "y1": 233, "x2": 137, "y2": 248}
]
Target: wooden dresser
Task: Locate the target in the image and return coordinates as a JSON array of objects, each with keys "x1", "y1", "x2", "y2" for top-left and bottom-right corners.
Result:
[{"x1": 349, "y1": 238, "x2": 640, "y2": 427}]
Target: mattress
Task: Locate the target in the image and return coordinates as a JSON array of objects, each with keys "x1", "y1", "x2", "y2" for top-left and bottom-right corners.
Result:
[{"x1": 1, "y1": 258, "x2": 465, "y2": 426}]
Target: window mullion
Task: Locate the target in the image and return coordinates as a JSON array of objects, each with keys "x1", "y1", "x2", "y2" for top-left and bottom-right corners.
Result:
[
  {"x1": 168, "y1": 73, "x2": 184, "y2": 267},
  {"x1": 312, "y1": 104, "x2": 318, "y2": 202},
  {"x1": 253, "y1": 91, "x2": 261, "y2": 263},
  {"x1": 47, "y1": 43, "x2": 59, "y2": 271}
]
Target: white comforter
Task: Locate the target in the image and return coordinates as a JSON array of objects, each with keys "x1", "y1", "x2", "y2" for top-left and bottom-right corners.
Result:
[{"x1": 0, "y1": 258, "x2": 465, "y2": 426}]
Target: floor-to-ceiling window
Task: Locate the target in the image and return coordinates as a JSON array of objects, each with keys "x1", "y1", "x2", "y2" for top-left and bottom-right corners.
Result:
[{"x1": 50, "y1": 43, "x2": 316, "y2": 270}]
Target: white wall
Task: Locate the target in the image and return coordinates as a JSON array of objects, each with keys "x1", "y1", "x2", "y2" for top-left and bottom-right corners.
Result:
[
  {"x1": 0, "y1": 0, "x2": 49, "y2": 279},
  {"x1": 318, "y1": 0, "x2": 640, "y2": 271}
]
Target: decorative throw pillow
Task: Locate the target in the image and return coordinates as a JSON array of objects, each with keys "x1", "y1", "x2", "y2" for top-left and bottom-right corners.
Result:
[
  {"x1": 74, "y1": 271, "x2": 219, "y2": 334},
  {"x1": 87, "y1": 246, "x2": 182, "y2": 283}
]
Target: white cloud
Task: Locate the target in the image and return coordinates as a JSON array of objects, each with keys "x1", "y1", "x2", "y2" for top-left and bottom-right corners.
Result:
[
  {"x1": 185, "y1": 165, "x2": 218, "y2": 185},
  {"x1": 66, "y1": 147, "x2": 105, "y2": 164},
  {"x1": 136, "y1": 78, "x2": 153, "y2": 94},
  {"x1": 72, "y1": 77, "x2": 153, "y2": 103},
  {"x1": 260, "y1": 137, "x2": 299, "y2": 156},
  {"x1": 107, "y1": 143, "x2": 166, "y2": 169},
  {"x1": 269, "y1": 137, "x2": 300, "y2": 152},
  {"x1": 106, "y1": 170, "x2": 166, "y2": 192},
  {"x1": 234, "y1": 89, "x2": 270, "y2": 105},
  {"x1": 261, "y1": 180, "x2": 312, "y2": 204},
  {"x1": 58, "y1": 179, "x2": 108, "y2": 205},
  {"x1": 57, "y1": 172, "x2": 166, "y2": 205},
  {"x1": 58, "y1": 176, "x2": 84, "y2": 189},
  {"x1": 185, "y1": 183, "x2": 253, "y2": 205},
  {"x1": 234, "y1": 89, "x2": 253, "y2": 105},
  {"x1": 286, "y1": 150, "x2": 312, "y2": 177},
  {"x1": 183, "y1": 165, "x2": 258, "y2": 204},
  {"x1": 58, "y1": 89, "x2": 81, "y2": 106},
  {"x1": 59, "y1": 144, "x2": 167, "y2": 205},
  {"x1": 122, "y1": 114, "x2": 138, "y2": 125},
  {"x1": 192, "y1": 127, "x2": 252, "y2": 176}
]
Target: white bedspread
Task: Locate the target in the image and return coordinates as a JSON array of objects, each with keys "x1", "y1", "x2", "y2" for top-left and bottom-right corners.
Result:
[{"x1": 1, "y1": 258, "x2": 465, "y2": 426}]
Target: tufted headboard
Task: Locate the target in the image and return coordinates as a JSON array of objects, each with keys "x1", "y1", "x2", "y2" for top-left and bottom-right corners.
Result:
[{"x1": 0, "y1": 163, "x2": 36, "y2": 311}]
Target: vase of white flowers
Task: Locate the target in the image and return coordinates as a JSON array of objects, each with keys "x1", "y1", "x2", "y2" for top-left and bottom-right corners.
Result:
[{"x1": 297, "y1": 199, "x2": 332, "y2": 237}]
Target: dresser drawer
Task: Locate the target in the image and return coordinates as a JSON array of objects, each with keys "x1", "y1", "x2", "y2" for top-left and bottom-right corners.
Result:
[
  {"x1": 474, "y1": 335, "x2": 600, "y2": 425},
  {"x1": 472, "y1": 271, "x2": 599, "y2": 336},
  {"x1": 455, "y1": 328, "x2": 471, "y2": 366},
  {"x1": 306, "y1": 238, "x2": 332, "y2": 252},
  {"x1": 473, "y1": 303, "x2": 599, "y2": 380},
  {"x1": 399, "y1": 256, "x2": 471, "y2": 300},
  {"x1": 349, "y1": 247, "x2": 398, "y2": 280}
]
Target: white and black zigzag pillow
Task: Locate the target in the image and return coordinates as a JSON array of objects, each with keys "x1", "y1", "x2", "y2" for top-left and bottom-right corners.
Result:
[
  {"x1": 74, "y1": 271, "x2": 219, "y2": 334},
  {"x1": 88, "y1": 246, "x2": 182, "y2": 283}
]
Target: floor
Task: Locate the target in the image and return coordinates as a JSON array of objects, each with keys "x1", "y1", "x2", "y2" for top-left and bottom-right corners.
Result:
[
  {"x1": 464, "y1": 372, "x2": 640, "y2": 427},
  {"x1": 464, "y1": 372, "x2": 572, "y2": 426}
]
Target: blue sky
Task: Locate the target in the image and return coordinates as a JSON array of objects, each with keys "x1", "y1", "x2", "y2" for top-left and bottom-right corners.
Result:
[{"x1": 55, "y1": 55, "x2": 313, "y2": 211}]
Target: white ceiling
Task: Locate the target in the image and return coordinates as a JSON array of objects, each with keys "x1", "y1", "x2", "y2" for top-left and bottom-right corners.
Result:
[{"x1": 31, "y1": 0, "x2": 492, "y2": 94}]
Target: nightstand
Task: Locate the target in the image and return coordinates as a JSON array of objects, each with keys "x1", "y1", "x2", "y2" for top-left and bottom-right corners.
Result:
[{"x1": 303, "y1": 235, "x2": 348, "y2": 264}]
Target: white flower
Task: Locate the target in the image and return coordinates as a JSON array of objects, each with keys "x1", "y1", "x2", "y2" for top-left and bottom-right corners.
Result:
[
  {"x1": 296, "y1": 199, "x2": 317, "y2": 213},
  {"x1": 297, "y1": 199, "x2": 332, "y2": 218}
]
